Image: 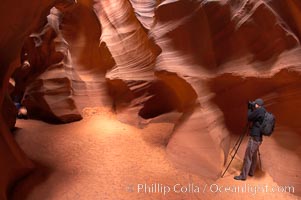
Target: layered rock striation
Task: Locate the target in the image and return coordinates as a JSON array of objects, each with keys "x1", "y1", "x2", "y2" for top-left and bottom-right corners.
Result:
[{"x1": 1, "y1": 0, "x2": 301, "y2": 198}]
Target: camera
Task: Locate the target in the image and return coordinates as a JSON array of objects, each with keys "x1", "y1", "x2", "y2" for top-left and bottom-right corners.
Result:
[{"x1": 248, "y1": 101, "x2": 255, "y2": 110}]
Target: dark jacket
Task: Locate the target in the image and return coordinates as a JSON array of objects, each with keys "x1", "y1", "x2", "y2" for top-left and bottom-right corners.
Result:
[{"x1": 247, "y1": 107, "x2": 266, "y2": 141}]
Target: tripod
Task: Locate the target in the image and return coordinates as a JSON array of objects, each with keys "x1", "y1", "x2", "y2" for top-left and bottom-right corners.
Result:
[{"x1": 221, "y1": 122, "x2": 250, "y2": 178}]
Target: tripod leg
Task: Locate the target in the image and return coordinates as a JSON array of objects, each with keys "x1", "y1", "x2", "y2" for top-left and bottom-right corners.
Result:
[
  {"x1": 229, "y1": 131, "x2": 244, "y2": 156},
  {"x1": 229, "y1": 123, "x2": 249, "y2": 156},
  {"x1": 221, "y1": 128, "x2": 247, "y2": 178}
]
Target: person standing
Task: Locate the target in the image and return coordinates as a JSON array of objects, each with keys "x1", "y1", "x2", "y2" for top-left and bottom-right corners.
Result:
[{"x1": 234, "y1": 98, "x2": 265, "y2": 181}]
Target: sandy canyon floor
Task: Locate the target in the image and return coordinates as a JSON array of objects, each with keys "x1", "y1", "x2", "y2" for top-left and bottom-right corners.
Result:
[{"x1": 11, "y1": 108, "x2": 300, "y2": 200}]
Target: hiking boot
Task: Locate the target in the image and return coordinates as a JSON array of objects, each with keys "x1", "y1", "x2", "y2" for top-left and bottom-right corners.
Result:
[
  {"x1": 248, "y1": 173, "x2": 254, "y2": 177},
  {"x1": 234, "y1": 175, "x2": 246, "y2": 181}
]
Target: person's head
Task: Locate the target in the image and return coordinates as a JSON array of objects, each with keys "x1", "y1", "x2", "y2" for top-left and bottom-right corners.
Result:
[
  {"x1": 18, "y1": 106, "x2": 28, "y2": 116},
  {"x1": 254, "y1": 98, "x2": 264, "y2": 109}
]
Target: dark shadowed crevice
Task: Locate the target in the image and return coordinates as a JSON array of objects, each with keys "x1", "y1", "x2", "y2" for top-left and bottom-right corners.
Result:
[
  {"x1": 9, "y1": 161, "x2": 53, "y2": 200},
  {"x1": 138, "y1": 81, "x2": 177, "y2": 119},
  {"x1": 139, "y1": 70, "x2": 198, "y2": 119},
  {"x1": 106, "y1": 78, "x2": 136, "y2": 110}
]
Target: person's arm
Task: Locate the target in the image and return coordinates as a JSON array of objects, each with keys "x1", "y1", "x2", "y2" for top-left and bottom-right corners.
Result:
[{"x1": 247, "y1": 108, "x2": 260, "y2": 121}]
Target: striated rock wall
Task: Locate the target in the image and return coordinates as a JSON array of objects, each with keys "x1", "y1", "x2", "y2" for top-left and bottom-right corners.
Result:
[
  {"x1": 0, "y1": 0, "x2": 75, "y2": 199},
  {"x1": 20, "y1": 8, "x2": 82, "y2": 123},
  {"x1": 92, "y1": 0, "x2": 301, "y2": 194}
]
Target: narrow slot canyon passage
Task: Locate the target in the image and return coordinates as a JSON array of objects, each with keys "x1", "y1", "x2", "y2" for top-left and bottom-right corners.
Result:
[{"x1": 1, "y1": 0, "x2": 301, "y2": 200}]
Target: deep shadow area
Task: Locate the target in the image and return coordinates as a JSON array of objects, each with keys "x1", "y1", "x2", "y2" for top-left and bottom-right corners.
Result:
[
  {"x1": 106, "y1": 78, "x2": 136, "y2": 110},
  {"x1": 139, "y1": 71, "x2": 198, "y2": 119},
  {"x1": 9, "y1": 161, "x2": 53, "y2": 200},
  {"x1": 138, "y1": 81, "x2": 177, "y2": 119},
  {"x1": 9, "y1": 125, "x2": 53, "y2": 200},
  {"x1": 106, "y1": 71, "x2": 198, "y2": 119}
]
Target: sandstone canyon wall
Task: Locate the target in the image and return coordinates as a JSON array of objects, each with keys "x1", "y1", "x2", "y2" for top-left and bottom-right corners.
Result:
[
  {"x1": 0, "y1": 1, "x2": 76, "y2": 199},
  {"x1": 1, "y1": 0, "x2": 301, "y2": 198}
]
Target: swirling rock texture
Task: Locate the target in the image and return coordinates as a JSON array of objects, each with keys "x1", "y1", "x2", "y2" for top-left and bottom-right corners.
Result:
[
  {"x1": 0, "y1": 1, "x2": 76, "y2": 199},
  {"x1": 19, "y1": 7, "x2": 83, "y2": 123},
  {"x1": 1, "y1": 0, "x2": 301, "y2": 199}
]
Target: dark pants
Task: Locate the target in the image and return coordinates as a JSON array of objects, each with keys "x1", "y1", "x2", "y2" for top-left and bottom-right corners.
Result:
[{"x1": 240, "y1": 137, "x2": 261, "y2": 179}]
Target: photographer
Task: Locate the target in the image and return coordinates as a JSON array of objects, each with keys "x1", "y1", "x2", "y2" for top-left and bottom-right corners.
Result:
[{"x1": 234, "y1": 98, "x2": 265, "y2": 181}]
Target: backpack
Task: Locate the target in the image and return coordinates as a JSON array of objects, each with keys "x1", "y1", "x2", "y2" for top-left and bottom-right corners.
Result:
[{"x1": 260, "y1": 111, "x2": 275, "y2": 136}]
